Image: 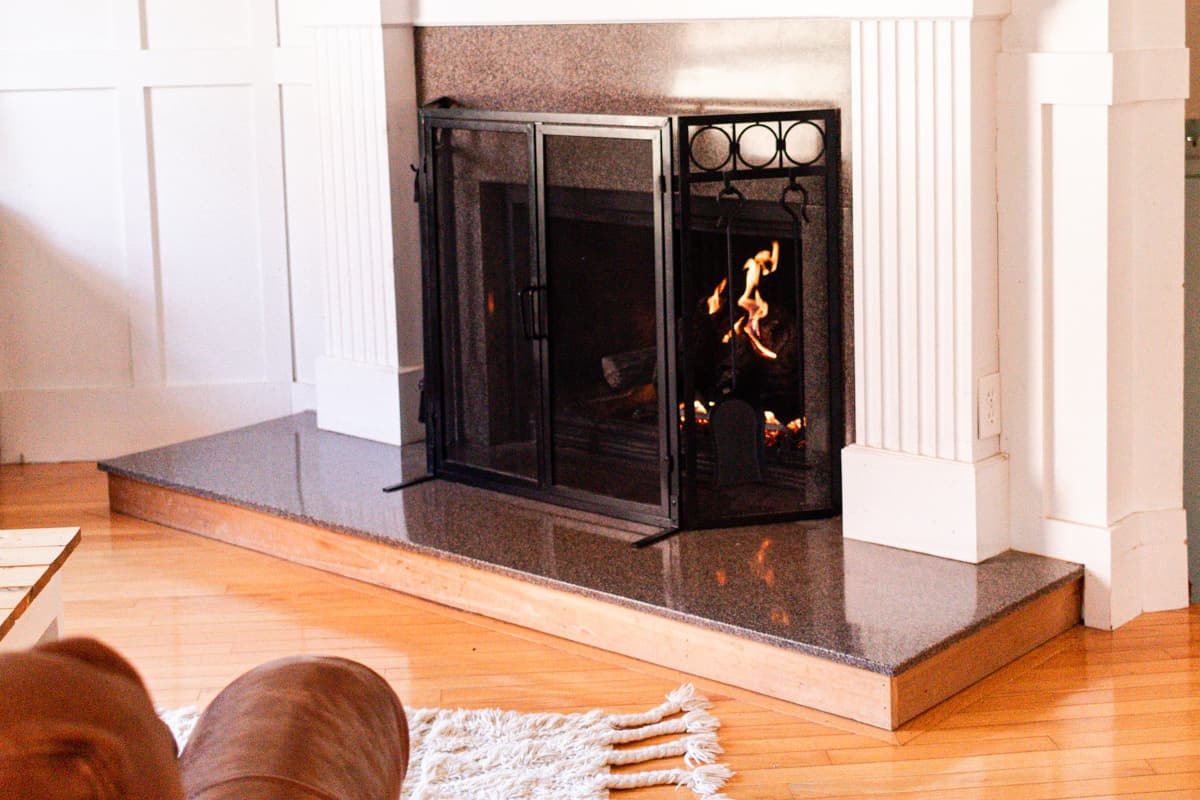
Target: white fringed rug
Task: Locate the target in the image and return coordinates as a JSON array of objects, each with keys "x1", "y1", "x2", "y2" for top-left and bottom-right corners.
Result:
[{"x1": 162, "y1": 684, "x2": 734, "y2": 800}]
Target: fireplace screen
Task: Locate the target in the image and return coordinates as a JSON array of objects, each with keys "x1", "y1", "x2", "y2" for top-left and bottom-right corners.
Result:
[{"x1": 418, "y1": 108, "x2": 842, "y2": 531}]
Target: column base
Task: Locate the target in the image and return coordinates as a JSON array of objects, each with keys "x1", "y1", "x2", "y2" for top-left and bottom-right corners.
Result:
[
  {"x1": 315, "y1": 357, "x2": 423, "y2": 446},
  {"x1": 1033, "y1": 509, "x2": 1188, "y2": 630},
  {"x1": 841, "y1": 445, "x2": 1010, "y2": 563}
]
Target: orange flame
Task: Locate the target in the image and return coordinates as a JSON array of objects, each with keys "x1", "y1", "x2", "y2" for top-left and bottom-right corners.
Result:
[
  {"x1": 738, "y1": 241, "x2": 780, "y2": 359},
  {"x1": 706, "y1": 241, "x2": 780, "y2": 359},
  {"x1": 707, "y1": 278, "x2": 727, "y2": 316}
]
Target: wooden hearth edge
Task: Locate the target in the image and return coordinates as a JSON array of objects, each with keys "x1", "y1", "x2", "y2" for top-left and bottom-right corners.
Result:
[{"x1": 106, "y1": 474, "x2": 1081, "y2": 730}]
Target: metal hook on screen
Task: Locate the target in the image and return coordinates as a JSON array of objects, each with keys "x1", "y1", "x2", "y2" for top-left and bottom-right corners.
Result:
[
  {"x1": 716, "y1": 175, "x2": 746, "y2": 229},
  {"x1": 779, "y1": 171, "x2": 810, "y2": 225}
]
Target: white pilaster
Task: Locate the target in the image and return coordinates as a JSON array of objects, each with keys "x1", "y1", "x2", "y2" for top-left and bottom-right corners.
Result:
[
  {"x1": 311, "y1": 3, "x2": 423, "y2": 446},
  {"x1": 842, "y1": 15, "x2": 1009, "y2": 563},
  {"x1": 998, "y1": 0, "x2": 1190, "y2": 628}
]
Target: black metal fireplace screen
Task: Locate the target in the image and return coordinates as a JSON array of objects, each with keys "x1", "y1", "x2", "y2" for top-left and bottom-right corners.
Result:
[{"x1": 417, "y1": 107, "x2": 842, "y2": 532}]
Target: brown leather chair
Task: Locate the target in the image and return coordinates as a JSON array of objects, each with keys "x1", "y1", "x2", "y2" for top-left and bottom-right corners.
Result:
[
  {"x1": 0, "y1": 638, "x2": 185, "y2": 800},
  {"x1": 180, "y1": 655, "x2": 409, "y2": 800},
  {"x1": 0, "y1": 639, "x2": 408, "y2": 800}
]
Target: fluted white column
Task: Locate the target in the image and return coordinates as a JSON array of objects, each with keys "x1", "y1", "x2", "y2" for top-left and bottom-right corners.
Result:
[
  {"x1": 311, "y1": 3, "x2": 422, "y2": 446},
  {"x1": 841, "y1": 15, "x2": 1009, "y2": 562}
]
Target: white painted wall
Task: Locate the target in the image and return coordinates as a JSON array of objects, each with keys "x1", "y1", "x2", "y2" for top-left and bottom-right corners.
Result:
[{"x1": 0, "y1": 0, "x2": 324, "y2": 463}]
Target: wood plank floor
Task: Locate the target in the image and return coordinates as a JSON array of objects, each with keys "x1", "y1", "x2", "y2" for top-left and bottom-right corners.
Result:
[{"x1": 4, "y1": 461, "x2": 1200, "y2": 799}]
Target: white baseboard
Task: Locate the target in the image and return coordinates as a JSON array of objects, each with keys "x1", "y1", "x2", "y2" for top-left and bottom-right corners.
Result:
[
  {"x1": 315, "y1": 357, "x2": 423, "y2": 446},
  {"x1": 291, "y1": 381, "x2": 318, "y2": 412},
  {"x1": 0, "y1": 383, "x2": 294, "y2": 463},
  {"x1": 1030, "y1": 509, "x2": 1188, "y2": 630},
  {"x1": 841, "y1": 445, "x2": 1011, "y2": 563}
]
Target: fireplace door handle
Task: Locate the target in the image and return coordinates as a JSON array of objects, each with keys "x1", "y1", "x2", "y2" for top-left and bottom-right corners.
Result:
[
  {"x1": 518, "y1": 285, "x2": 548, "y2": 340},
  {"x1": 519, "y1": 286, "x2": 549, "y2": 340},
  {"x1": 519, "y1": 287, "x2": 536, "y2": 340}
]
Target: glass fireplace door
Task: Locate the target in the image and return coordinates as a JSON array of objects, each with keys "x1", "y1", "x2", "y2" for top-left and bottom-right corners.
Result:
[
  {"x1": 426, "y1": 122, "x2": 543, "y2": 484},
  {"x1": 421, "y1": 112, "x2": 676, "y2": 526},
  {"x1": 540, "y1": 127, "x2": 673, "y2": 512}
]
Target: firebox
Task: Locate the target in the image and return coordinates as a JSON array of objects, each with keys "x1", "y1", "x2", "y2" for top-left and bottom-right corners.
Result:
[{"x1": 417, "y1": 106, "x2": 843, "y2": 533}]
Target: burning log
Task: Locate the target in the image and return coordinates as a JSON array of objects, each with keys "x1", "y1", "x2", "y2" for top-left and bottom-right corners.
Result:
[{"x1": 601, "y1": 346, "x2": 657, "y2": 391}]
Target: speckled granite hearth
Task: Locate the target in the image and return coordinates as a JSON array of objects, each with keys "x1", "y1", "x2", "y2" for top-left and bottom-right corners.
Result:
[{"x1": 100, "y1": 412, "x2": 1083, "y2": 730}]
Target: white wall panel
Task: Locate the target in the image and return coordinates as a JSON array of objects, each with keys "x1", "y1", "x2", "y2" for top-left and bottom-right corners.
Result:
[
  {"x1": 0, "y1": 1, "x2": 324, "y2": 461},
  {"x1": 143, "y1": 0, "x2": 251, "y2": 49},
  {"x1": 277, "y1": 0, "x2": 316, "y2": 48},
  {"x1": 0, "y1": 89, "x2": 129, "y2": 390},
  {"x1": 0, "y1": 0, "x2": 114, "y2": 50},
  {"x1": 149, "y1": 86, "x2": 266, "y2": 385},
  {"x1": 281, "y1": 84, "x2": 324, "y2": 386}
]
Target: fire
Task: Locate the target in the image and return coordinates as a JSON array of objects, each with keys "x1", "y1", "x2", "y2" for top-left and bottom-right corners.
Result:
[
  {"x1": 706, "y1": 278, "x2": 727, "y2": 316},
  {"x1": 708, "y1": 241, "x2": 780, "y2": 359},
  {"x1": 751, "y1": 538, "x2": 775, "y2": 587}
]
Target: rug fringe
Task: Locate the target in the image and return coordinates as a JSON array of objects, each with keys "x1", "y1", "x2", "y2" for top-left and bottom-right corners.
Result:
[
  {"x1": 602, "y1": 685, "x2": 734, "y2": 798},
  {"x1": 163, "y1": 685, "x2": 733, "y2": 799}
]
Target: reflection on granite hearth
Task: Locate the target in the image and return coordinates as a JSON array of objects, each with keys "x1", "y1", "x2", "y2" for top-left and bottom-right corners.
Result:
[{"x1": 100, "y1": 412, "x2": 1081, "y2": 676}]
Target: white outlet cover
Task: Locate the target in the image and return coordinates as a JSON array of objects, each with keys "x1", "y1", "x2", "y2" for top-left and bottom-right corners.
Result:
[{"x1": 978, "y1": 372, "x2": 1001, "y2": 439}]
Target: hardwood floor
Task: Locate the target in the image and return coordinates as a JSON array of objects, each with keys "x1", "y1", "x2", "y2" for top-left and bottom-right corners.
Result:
[{"x1": 4, "y1": 461, "x2": 1200, "y2": 799}]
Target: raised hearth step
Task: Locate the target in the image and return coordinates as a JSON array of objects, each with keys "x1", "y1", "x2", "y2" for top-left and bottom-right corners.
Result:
[{"x1": 100, "y1": 413, "x2": 1082, "y2": 730}]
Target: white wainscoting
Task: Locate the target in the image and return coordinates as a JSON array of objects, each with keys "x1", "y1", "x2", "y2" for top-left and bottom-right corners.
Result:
[{"x1": 0, "y1": 0, "x2": 323, "y2": 462}]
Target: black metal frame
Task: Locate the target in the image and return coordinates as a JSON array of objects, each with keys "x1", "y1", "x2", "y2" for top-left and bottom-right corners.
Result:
[
  {"x1": 676, "y1": 109, "x2": 844, "y2": 529},
  {"x1": 418, "y1": 109, "x2": 677, "y2": 527},
  {"x1": 417, "y1": 106, "x2": 842, "y2": 533}
]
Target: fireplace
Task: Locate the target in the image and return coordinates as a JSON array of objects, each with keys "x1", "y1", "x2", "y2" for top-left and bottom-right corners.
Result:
[{"x1": 417, "y1": 106, "x2": 843, "y2": 530}]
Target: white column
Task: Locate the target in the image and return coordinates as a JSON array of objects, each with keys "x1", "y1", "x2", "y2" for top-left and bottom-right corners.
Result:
[
  {"x1": 310, "y1": 2, "x2": 423, "y2": 446},
  {"x1": 842, "y1": 14, "x2": 1009, "y2": 563},
  {"x1": 998, "y1": 0, "x2": 1190, "y2": 628}
]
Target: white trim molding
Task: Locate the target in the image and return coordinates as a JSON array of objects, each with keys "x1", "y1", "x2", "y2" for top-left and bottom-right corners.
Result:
[
  {"x1": 843, "y1": 447, "x2": 1009, "y2": 563},
  {"x1": 841, "y1": 15, "x2": 1007, "y2": 562},
  {"x1": 0, "y1": 384, "x2": 294, "y2": 463},
  {"x1": 310, "y1": 18, "x2": 424, "y2": 446},
  {"x1": 410, "y1": 0, "x2": 1012, "y2": 26},
  {"x1": 998, "y1": 1, "x2": 1190, "y2": 628}
]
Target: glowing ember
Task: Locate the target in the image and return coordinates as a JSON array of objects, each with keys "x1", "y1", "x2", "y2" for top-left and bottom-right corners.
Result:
[{"x1": 683, "y1": 403, "x2": 804, "y2": 447}]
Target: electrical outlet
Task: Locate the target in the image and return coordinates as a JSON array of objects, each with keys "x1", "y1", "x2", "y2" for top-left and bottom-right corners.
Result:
[{"x1": 978, "y1": 373, "x2": 1001, "y2": 439}]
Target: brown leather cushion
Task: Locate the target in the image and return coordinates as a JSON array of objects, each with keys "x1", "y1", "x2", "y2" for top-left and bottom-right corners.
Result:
[
  {"x1": 0, "y1": 637, "x2": 185, "y2": 800},
  {"x1": 179, "y1": 655, "x2": 408, "y2": 800}
]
